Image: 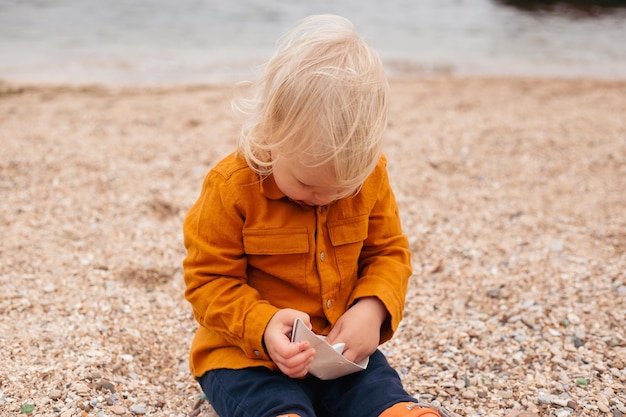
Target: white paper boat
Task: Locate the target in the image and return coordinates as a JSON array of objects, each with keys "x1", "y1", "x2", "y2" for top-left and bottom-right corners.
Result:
[{"x1": 291, "y1": 318, "x2": 369, "y2": 380}]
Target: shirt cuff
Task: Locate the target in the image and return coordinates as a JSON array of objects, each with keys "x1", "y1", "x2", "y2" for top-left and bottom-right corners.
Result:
[{"x1": 243, "y1": 303, "x2": 280, "y2": 361}]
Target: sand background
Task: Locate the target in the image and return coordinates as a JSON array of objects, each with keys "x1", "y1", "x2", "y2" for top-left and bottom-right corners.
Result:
[{"x1": 0, "y1": 77, "x2": 625, "y2": 417}]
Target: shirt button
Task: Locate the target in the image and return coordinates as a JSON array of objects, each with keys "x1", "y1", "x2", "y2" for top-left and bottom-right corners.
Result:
[
  {"x1": 320, "y1": 251, "x2": 325, "y2": 261},
  {"x1": 326, "y1": 299, "x2": 332, "y2": 309},
  {"x1": 253, "y1": 350, "x2": 262, "y2": 357}
]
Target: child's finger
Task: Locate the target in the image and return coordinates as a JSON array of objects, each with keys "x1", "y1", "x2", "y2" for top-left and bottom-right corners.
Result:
[{"x1": 296, "y1": 340, "x2": 310, "y2": 352}]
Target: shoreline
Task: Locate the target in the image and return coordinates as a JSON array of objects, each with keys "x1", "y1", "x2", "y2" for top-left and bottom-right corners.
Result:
[{"x1": 2, "y1": 74, "x2": 626, "y2": 100}]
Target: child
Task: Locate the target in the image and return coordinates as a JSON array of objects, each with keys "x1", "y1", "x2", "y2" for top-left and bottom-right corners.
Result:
[{"x1": 183, "y1": 14, "x2": 441, "y2": 417}]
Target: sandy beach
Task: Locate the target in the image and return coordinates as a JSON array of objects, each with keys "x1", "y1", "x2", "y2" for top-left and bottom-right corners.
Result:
[{"x1": 0, "y1": 77, "x2": 625, "y2": 417}]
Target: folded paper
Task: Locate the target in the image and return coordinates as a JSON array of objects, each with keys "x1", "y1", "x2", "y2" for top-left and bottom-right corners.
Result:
[{"x1": 291, "y1": 318, "x2": 369, "y2": 380}]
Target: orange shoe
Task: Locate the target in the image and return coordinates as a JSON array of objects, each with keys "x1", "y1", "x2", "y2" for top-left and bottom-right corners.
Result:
[{"x1": 380, "y1": 402, "x2": 441, "y2": 417}]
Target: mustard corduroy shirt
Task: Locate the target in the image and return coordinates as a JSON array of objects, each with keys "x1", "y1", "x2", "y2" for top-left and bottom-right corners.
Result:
[{"x1": 183, "y1": 152, "x2": 412, "y2": 377}]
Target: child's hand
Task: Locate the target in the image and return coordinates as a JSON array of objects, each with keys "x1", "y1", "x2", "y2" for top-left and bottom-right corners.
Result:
[
  {"x1": 263, "y1": 309, "x2": 316, "y2": 378},
  {"x1": 326, "y1": 297, "x2": 387, "y2": 364}
]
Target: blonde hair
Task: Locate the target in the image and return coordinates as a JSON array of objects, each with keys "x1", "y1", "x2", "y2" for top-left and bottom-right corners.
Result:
[{"x1": 234, "y1": 14, "x2": 389, "y2": 192}]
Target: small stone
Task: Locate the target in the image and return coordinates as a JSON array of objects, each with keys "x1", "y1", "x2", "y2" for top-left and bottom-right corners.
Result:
[
  {"x1": 521, "y1": 315, "x2": 536, "y2": 329},
  {"x1": 498, "y1": 390, "x2": 514, "y2": 399},
  {"x1": 550, "y1": 239, "x2": 564, "y2": 252},
  {"x1": 49, "y1": 389, "x2": 63, "y2": 400},
  {"x1": 129, "y1": 404, "x2": 147, "y2": 415},
  {"x1": 98, "y1": 380, "x2": 116, "y2": 393},
  {"x1": 537, "y1": 392, "x2": 552, "y2": 405},
  {"x1": 486, "y1": 287, "x2": 502, "y2": 298},
  {"x1": 566, "y1": 313, "x2": 581, "y2": 325},
  {"x1": 60, "y1": 409, "x2": 75, "y2": 417},
  {"x1": 512, "y1": 331, "x2": 527, "y2": 343},
  {"x1": 552, "y1": 397, "x2": 570, "y2": 407},
  {"x1": 572, "y1": 336, "x2": 584, "y2": 348},
  {"x1": 554, "y1": 408, "x2": 572, "y2": 417},
  {"x1": 462, "y1": 390, "x2": 476, "y2": 399},
  {"x1": 74, "y1": 383, "x2": 90, "y2": 396},
  {"x1": 597, "y1": 402, "x2": 610, "y2": 413},
  {"x1": 110, "y1": 404, "x2": 126, "y2": 415}
]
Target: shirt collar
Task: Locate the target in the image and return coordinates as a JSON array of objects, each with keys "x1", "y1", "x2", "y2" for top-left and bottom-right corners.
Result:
[{"x1": 259, "y1": 173, "x2": 286, "y2": 200}]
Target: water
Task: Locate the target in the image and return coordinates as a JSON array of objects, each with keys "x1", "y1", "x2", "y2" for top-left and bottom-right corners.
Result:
[{"x1": 0, "y1": 0, "x2": 625, "y2": 85}]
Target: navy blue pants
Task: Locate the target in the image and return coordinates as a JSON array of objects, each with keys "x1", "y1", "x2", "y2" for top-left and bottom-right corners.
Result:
[{"x1": 198, "y1": 350, "x2": 417, "y2": 417}]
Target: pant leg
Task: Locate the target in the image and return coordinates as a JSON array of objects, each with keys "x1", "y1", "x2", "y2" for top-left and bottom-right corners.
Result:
[
  {"x1": 198, "y1": 367, "x2": 317, "y2": 417},
  {"x1": 316, "y1": 350, "x2": 417, "y2": 417}
]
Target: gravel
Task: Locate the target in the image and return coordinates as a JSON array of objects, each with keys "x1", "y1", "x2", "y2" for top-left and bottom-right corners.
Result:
[{"x1": 0, "y1": 77, "x2": 624, "y2": 417}]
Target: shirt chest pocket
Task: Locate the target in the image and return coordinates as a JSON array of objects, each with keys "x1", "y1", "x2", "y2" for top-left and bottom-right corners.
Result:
[
  {"x1": 242, "y1": 228, "x2": 310, "y2": 292},
  {"x1": 327, "y1": 215, "x2": 369, "y2": 282}
]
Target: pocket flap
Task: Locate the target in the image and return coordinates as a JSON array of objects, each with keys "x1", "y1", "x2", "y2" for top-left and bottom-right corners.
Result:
[
  {"x1": 243, "y1": 228, "x2": 309, "y2": 255},
  {"x1": 328, "y1": 215, "x2": 369, "y2": 246}
]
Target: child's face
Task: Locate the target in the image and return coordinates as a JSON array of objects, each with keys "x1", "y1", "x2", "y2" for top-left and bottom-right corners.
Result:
[{"x1": 272, "y1": 156, "x2": 351, "y2": 206}]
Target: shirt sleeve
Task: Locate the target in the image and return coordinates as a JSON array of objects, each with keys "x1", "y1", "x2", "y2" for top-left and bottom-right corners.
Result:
[
  {"x1": 348, "y1": 159, "x2": 413, "y2": 343},
  {"x1": 183, "y1": 169, "x2": 278, "y2": 361}
]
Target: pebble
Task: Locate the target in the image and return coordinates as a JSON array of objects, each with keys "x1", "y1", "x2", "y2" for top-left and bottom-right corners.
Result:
[
  {"x1": 462, "y1": 390, "x2": 476, "y2": 399},
  {"x1": 550, "y1": 239, "x2": 564, "y2": 252},
  {"x1": 129, "y1": 404, "x2": 147, "y2": 415},
  {"x1": 552, "y1": 397, "x2": 571, "y2": 407},
  {"x1": 49, "y1": 389, "x2": 63, "y2": 400},
  {"x1": 498, "y1": 390, "x2": 514, "y2": 399},
  {"x1": 74, "y1": 383, "x2": 90, "y2": 396},
  {"x1": 110, "y1": 405, "x2": 126, "y2": 415},
  {"x1": 554, "y1": 408, "x2": 572, "y2": 417},
  {"x1": 595, "y1": 363, "x2": 608, "y2": 372},
  {"x1": 566, "y1": 313, "x2": 581, "y2": 325},
  {"x1": 98, "y1": 380, "x2": 116, "y2": 393},
  {"x1": 60, "y1": 409, "x2": 75, "y2": 417},
  {"x1": 537, "y1": 391, "x2": 552, "y2": 405},
  {"x1": 486, "y1": 287, "x2": 502, "y2": 298},
  {"x1": 597, "y1": 402, "x2": 611, "y2": 413},
  {"x1": 43, "y1": 283, "x2": 56, "y2": 293}
]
